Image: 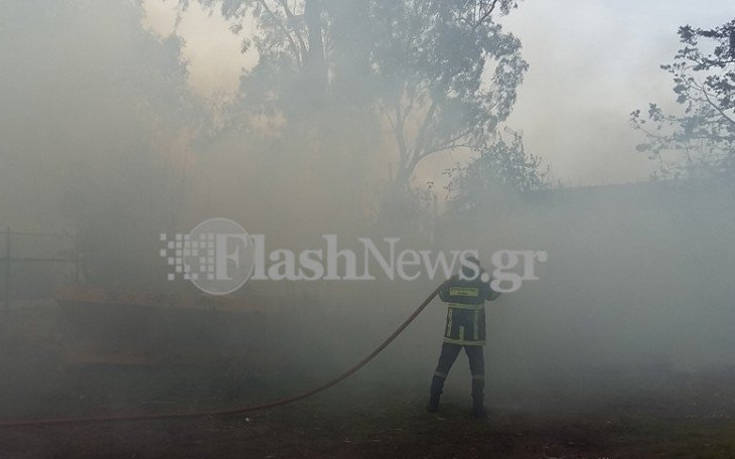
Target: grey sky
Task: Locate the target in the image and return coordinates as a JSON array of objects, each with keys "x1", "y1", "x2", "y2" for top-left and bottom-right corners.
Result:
[
  {"x1": 502, "y1": 0, "x2": 734, "y2": 185},
  {"x1": 143, "y1": 0, "x2": 734, "y2": 186}
]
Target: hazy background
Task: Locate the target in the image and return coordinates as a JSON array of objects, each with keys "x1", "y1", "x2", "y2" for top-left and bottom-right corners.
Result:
[
  {"x1": 0, "y1": 0, "x2": 734, "y2": 426},
  {"x1": 141, "y1": 0, "x2": 735, "y2": 186}
]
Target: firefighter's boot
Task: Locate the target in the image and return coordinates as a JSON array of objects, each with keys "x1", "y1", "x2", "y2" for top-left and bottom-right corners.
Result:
[
  {"x1": 471, "y1": 377, "x2": 487, "y2": 418},
  {"x1": 427, "y1": 374, "x2": 444, "y2": 412}
]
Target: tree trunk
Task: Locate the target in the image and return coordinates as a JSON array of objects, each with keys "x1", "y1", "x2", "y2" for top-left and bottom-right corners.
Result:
[{"x1": 304, "y1": 0, "x2": 327, "y2": 92}]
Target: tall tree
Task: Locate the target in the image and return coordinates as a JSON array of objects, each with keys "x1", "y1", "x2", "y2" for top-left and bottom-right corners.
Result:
[
  {"x1": 0, "y1": 0, "x2": 199, "y2": 286},
  {"x1": 199, "y1": 0, "x2": 528, "y2": 191},
  {"x1": 631, "y1": 19, "x2": 735, "y2": 180},
  {"x1": 344, "y1": 0, "x2": 528, "y2": 190}
]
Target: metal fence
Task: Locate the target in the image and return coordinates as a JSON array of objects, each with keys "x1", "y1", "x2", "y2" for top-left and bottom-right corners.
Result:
[{"x1": 0, "y1": 227, "x2": 80, "y2": 308}]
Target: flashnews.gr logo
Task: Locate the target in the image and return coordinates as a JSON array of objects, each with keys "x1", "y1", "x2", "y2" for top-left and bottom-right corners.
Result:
[
  {"x1": 161, "y1": 218, "x2": 548, "y2": 295},
  {"x1": 160, "y1": 218, "x2": 255, "y2": 295}
]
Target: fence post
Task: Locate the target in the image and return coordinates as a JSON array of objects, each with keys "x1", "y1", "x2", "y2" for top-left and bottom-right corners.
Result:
[
  {"x1": 74, "y1": 242, "x2": 81, "y2": 284},
  {"x1": 5, "y1": 226, "x2": 10, "y2": 309}
]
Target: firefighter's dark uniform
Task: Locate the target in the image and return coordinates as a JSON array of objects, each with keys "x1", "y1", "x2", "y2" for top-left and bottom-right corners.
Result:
[{"x1": 428, "y1": 274, "x2": 500, "y2": 416}]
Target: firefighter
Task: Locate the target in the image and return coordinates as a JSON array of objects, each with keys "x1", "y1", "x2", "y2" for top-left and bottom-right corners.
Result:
[{"x1": 427, "y1": 256, "x2": 500, "y2": 418}]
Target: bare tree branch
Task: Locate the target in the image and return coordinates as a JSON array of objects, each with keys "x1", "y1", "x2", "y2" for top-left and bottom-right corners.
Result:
[
  {"x1": 257, "y1": 0, "x2": 302, "y2": 67},
  {"x1": 472, "y1": 0, "x2": 499, "y2": 30},
  {"x1": 702, "y1": 88, "x2": 735, "y2": 127}
]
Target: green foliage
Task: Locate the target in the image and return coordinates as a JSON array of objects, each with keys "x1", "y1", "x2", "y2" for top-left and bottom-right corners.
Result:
[
  {"x1": 0, "y1": 0, "x2": 200, "y2": 287},
  {"x1": 198, "y1": 0, "x2": 529, "y2": 189},
  {"x1": 446, "y1": 130, "x2": 549, "y2": 214},
  {"x1": 631, "y1": 19, "x2": 735, "y2": 180},
  {"x1": 338, "y1": 0, "x2": 528, "y2": 187}
]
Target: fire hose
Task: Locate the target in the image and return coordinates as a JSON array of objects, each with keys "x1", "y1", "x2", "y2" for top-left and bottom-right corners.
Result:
[{"x1": 0, "y1": 285, "x2": 442, "y2": 428}]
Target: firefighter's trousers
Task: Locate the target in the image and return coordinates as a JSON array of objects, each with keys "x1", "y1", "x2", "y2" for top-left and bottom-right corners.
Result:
[{"x1": 430, "y1": 342, "x2": 485, "y2": 404}]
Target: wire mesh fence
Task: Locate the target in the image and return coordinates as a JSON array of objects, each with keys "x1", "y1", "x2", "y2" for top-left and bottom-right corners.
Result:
[{"x1": 0, "y1": 227, "x2": 79, "y2": 308}]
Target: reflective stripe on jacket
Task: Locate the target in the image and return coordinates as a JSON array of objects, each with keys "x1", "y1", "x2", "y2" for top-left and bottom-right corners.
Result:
[{"x1": 439, "y1": 276, "x2": 498, "y2": 346}]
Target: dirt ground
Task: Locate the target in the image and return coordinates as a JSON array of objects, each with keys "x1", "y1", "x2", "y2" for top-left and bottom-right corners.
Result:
[
  {"x1": 2, "y1": 306, "x2": 735, "y2": 458},
  {"x1": 2, "y1": 368, "x2": 735, "y2": 459}
]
